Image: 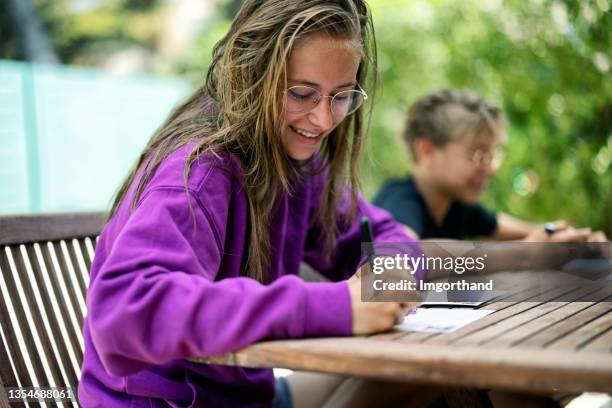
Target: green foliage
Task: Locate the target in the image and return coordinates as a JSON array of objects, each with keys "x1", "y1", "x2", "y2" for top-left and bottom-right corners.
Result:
[
  {"x1": 181, "y1": 0, "x2": 611, "y2": 233},
  {"x1": 361, "y1": 0, "x2": 611, "y2": 234}
]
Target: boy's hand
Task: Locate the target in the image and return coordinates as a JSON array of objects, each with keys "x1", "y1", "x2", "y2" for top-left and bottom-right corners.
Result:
[
  {"x1": 522, "y1": 220, "x2": 609, "y2": 267},
  {"x1": 547, "y1": 227, "x2": 592, "y2": 242},
  {"x1": 347, "y1": 268, "x2": 419, "y2": 335},
  {"x1": 587, "y1": 231, "x2": 608, "y2": 242},
  {"x1": 523, "y1": 220, "x2": 592, "y2": 243}
]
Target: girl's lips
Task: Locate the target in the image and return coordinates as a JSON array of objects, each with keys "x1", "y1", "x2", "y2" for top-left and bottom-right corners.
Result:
[{"x1": 289, "y1": 125, "x2": 323, "y2": 145}]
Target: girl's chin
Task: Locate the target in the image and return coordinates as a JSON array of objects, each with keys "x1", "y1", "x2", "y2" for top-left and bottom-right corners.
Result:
[
  {"x1": 286, "y1": 147, "x2": 317, "y2": 161},
  {"x1": 283, "y1": 128, "x2": 326, "y2": 160}
]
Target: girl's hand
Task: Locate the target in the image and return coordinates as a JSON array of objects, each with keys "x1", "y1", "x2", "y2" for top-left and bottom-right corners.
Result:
[{"x1": 347, "y1": 270, "x2": 419, "y2": 335}]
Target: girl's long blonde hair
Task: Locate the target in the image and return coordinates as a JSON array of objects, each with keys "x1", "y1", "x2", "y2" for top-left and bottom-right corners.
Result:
[{"x1": 110, "y1": 0, "x2": 377, "y2": 282}]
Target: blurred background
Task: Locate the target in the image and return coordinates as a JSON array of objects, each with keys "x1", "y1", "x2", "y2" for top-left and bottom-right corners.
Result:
[{"x1": 0, "y1": 0, "x2": 610, "y2": 235}]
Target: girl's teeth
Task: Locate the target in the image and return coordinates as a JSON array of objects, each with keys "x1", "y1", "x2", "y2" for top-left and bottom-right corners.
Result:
[{"x1": 293, "y1": 127, "x2": 318, "y2": 138}]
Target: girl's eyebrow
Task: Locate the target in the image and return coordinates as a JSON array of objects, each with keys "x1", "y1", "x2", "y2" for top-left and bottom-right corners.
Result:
[{"x1": 289, "y1": 78, "x2": 357, "y2": 90}]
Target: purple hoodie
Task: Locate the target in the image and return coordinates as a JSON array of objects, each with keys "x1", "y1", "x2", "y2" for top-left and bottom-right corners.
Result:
[{"x1": 79, "y1": 145, "x2": 420, "y2": 407}]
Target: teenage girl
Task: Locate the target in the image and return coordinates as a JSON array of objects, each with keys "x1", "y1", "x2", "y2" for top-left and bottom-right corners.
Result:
[{"x1": 79, "y1": 1, "x2": 421, "y2": 406}]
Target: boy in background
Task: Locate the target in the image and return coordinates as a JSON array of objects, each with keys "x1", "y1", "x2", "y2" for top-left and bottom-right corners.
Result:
[{"x1": 373, "y1": 89, "x2": 605, "y2": 242}]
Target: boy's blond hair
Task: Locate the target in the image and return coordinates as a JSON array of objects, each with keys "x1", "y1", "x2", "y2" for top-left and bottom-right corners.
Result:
[{"x1": 403, "y1": 89, "x2": 506, "y2": 161}]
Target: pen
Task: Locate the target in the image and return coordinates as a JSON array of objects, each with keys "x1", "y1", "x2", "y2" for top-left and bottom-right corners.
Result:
[{"x1": 360, "y1": 216, "x2": 375, "y2": 260}]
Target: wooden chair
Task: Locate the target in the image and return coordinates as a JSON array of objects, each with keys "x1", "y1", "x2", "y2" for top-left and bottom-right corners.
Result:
[{"x1": 0, "y1": 212, "x2": 106, "y2": 407}]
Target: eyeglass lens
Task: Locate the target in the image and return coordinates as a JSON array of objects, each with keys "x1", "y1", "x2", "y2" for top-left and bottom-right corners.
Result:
[
  {"x1": 285, "y1": 86, "x2": 365, "y2": 117},
  {"x1": 471, "y1": 148, "x2": 505, "y2": 167}
]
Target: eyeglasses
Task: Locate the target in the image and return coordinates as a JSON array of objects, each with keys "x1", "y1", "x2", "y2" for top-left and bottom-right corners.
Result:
[
  {"x1": 448, "y1": 143, "x2": 506, "y2": 169},
  {"x1": 284, "y1": 85, "x2": 368, "y2": 119},
  {"x1": 471, "y1": 148, "x2": 505, "y2": 169}
]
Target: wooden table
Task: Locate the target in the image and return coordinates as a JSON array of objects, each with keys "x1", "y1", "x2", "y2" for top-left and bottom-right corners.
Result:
[{"x1": 190, "y1": 281, "x2": 612, "y2": 396}]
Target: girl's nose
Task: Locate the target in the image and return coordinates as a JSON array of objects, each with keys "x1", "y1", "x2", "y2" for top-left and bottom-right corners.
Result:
[{"x1": 307, "y1": 98, "x2": 334, "y2": 131}]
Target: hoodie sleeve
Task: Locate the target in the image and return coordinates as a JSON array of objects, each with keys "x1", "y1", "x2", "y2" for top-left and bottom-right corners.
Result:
[
  {"x1": 302, "y1": 190, "x2": 425, "y2": 283},
  {"x1": 87, "y1": 184, "x2": 351, "y2": 377}
]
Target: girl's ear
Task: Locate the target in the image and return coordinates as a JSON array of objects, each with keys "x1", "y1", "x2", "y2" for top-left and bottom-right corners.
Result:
[{"x1": 414, "y1": 138, "x2": 437, "y2": 164}]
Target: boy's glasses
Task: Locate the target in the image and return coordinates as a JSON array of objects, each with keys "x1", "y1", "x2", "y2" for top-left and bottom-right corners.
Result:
[
  {"x1": 449, "y1": 143, "x2": 506, "y2": 169},
  {"x1": 284, "y1": 85, "x2": 368, "y2": 119},
  {"x1": 469, "y1": 148, "x2": 505, "y2": 169}
]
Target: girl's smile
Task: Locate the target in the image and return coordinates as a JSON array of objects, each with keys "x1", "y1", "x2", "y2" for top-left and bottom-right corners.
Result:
[{"x1": 288, "y1": 125, "x2": 324, "y2": 145}]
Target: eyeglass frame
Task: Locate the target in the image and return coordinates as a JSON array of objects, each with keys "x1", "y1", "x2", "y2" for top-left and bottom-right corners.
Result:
[
  {"x1": 445, "y1": 142, "x2": 506, "y2": 169},
  {"x1": 283, "y1": 84, "x2": 368, "y2": 118}
]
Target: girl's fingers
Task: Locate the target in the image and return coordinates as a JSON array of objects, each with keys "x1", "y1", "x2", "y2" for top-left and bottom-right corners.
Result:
[{"x1": 398, "y1": 302, "x2": 418, "y2": 316}]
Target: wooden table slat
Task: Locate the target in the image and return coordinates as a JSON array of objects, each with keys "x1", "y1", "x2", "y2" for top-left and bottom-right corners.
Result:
[
  {"x1": 502, "y1": 302, "x2": 603, "y2": 348},
  {"x1": 484, "y1": 287, "x2": 610, "y2": 348},
  {"x1": 581, "y1": 326, "x2": 612, "y2": 353},
  {"x1": 426, "y1": 301, "x2": 533, "y2": 345},
  {"x1": 428, "y1": 286, "x2": 582, "y2": 347},
  {"x1": 548, "y1": 310, "x2": 612, "y2": 351},
  {"x1": 455, "y1": 302, "x2": 569, "y2": 346},
  {"x1": 518, "y1": 302, "x2": 612, "y2": 349}
]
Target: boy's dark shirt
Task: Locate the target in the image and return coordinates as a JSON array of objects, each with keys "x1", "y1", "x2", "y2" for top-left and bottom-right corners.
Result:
[{"x1": 373, "y1": 176, "x2": 498, "y2": 239}]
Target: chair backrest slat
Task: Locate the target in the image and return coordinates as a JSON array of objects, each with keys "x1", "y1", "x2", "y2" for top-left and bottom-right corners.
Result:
[
  {"x1": 25, "y1": 244, "x2": 80, "y2": 387},
  {"x1": 0, "y1": 295, "x2": 28, "y2": 408},
  {"x1": 80, "y1": 238, "x2": 95, "y2": 275},
  {"x1": 0, "y1": 247, "x2": 48, "y2": 388},
  {"x1": 0, "y1": 349, "x2": 16, "y2": 408},
  {"x1": 65, "y1": 240, "x2": 89, "y2": 303},
  {"x1": 0, "y1": 280, "x2": 25, "y2": 388},
  {"x1": 39, "y1": 243, "x2": 84, "y2": 369},
  {"x1": 50, "y1": 241, "x2": 86, "y2": 331},
  {"x1": 0, "y1": 213, "x2": 105, "y2": 408},
  {"x1": 13, "y1": 244, "x2": 70, "y2": 389}
]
